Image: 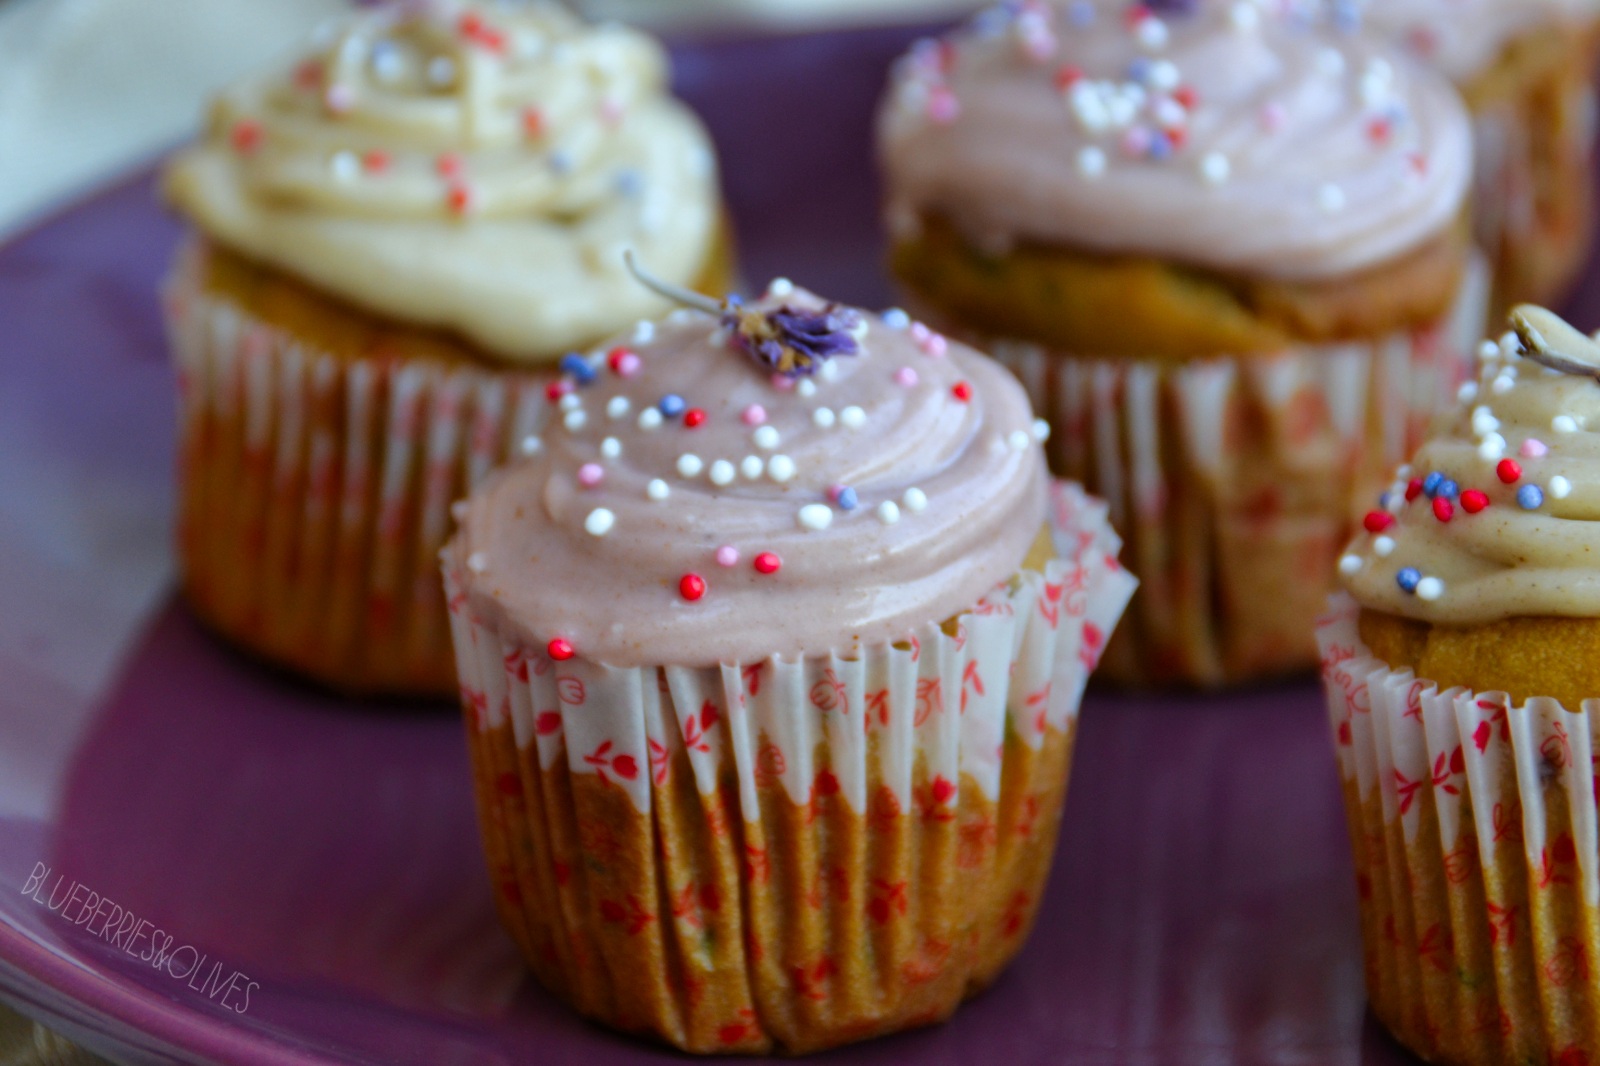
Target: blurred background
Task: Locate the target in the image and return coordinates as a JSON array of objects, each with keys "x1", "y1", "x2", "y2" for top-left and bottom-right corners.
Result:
[{"x1": 0, "y1": 0, "x2": 980, "y2": 239}]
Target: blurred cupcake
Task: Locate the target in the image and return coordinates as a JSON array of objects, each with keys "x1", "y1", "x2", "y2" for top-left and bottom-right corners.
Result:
[
  {"x1": 1320, "y1": 305, "x2": 1600, "y2": 1066},
  {"x1": 442, "y1": 265, "x2": 1135, "y2": 1052},
  {"x1": 1352, "y1": 0, "x2": 1600, "y2": 311},
  {"x1": 162, "y1": 1, "x2": 732, "y2": 696},
  {"x1": 879, "y1": 0, "x2": 1485, "y2": 687}
]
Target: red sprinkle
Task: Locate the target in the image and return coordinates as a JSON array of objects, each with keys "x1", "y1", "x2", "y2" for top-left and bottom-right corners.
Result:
[
  {"x1": 753, "y1": 552, "x2": 782, "y2": 575},
  {"x1": 1496, "y1": 459, "x2": 1522, "y2": 484},
  {"x1": 435, "y1": 152, "x2": 464, "y2": 178},
  {"x1": 1366, "y1": 118, "x2": 1392, "y2": 145},
  {"x1": 679, "y1": 573, "x2": 706, "y2": 601},
  {"x1": 1172, "y1": 85, "x2": 1199, "y2": 110},
  {"x1": 293, "y1": 60, "x2": 323, "y2": 91},
  {"x1": 229, "y1": 120, "x2": 263, "y2": 155},
  {"x1": 446, "y1": 183, "x2": 472, "y2": 216},
  {"x1": 362, "y1": 150, "x2": 390, "y2": 174},
  {"x1": 1362, "y1": 511, "x2": 1394, "y2": 534},
  {"x1": 684, "y1": 408, "x2": 708, "y2": 429},
  {"x1": 547, "y1": 638, "x2": 575, "y2": 661},
  {"x1": 951, "y1": 381, "x2": 973, "y2": 402},
  {"x1": 1461, "y1": 490, "x2": 1490, "y2": 514},
  {"x1": 1405, "y1": 478, "x2": 1424, "y2": 502},
  {"x1": 1053, "y1": 65, "x2": 1084, "y2": 91},
  {"x1": 607, "y1": 347, "x2": 634, "y2": 372},
  {"x1": 545, "y1": 380, "x2": 571, "y2": 403},
  {"x1": 521, "y1": 106, "x2": 545, "y2": 139},
  {"x1": 1432, "y1": 498, "x2": 1454, "y2": 523}
]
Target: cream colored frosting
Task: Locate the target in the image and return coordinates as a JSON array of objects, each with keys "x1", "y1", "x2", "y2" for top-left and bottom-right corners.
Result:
[
  {"x1": 878, "y1": 0, "x2": 1473, "y2": 281},
  {"x1": 1350, "y1": 0, "x2": 1600, "y2": 84},
  {"x1": 453, "y1": 286, "x2": 1050, "y2": 667},
  {"x1": 1341, "y1": 316, "x2": 1600, "y2": 623},
  {"x1": 164, "y1": 1, "x2": 721, "y2": 364}
]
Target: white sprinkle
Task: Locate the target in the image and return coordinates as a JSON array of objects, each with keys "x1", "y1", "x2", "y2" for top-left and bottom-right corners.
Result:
[
  {"x1": 559, "y1": 392, "x2": 582, "y2": 412},
  {"x1": 1316, "y1": 47, "x2": 1346, "y2": 77},
  {"x1": 1416, "y1": 577, "x2": 1444, "y2": 602},
  {"x1": 1471, "y1": 406, "x2": 1500, "y2": 435},
  {"x1": 646, "y1": 478, "x2": 669, "y2": 501},
  {"x1": 797, "y1": 379, "x2": 818, "y2": 398},
  {"x1": 1374, "y1": 536, "x2": 1396, "y2": 557},
  {"x1": 1317, "y1": 183, "x2": 1346, "y2": 213},
  {"x1": 564, "y1": 410, "x2": 587, "y2": 431},
  {"x1": 767, "y1": 277, "x2": 794, "y2": 298},
  {"x1": 638, "y1": 408, "x2": 663, "y2": 430},
  {"x1": 428, "y1": 55, "x2": 456, "y2": 86},
  {"x1": 1032, "y1": 418, "x2": 1052, "y2": 442},
  {"x1": 1199, "y1": 151, "x2": 1231, "y2": 185},
  {"x1": 1135, "y1": 16, "x2": 1167, "y2": 49},
  {"x1": 1478, "y1": 433, "x2": 1506, "y2": 461},
  {"x1": 878, "y1": 501, "x2": 901, "y2": 525},
  {"x1": 1551, "y1": 475, "x2": 1573, "y2": 499},
  {"x1": 467, "y1": 550, "x2": 489, "y2": 573},
  {"x1": 798, "y1": 504, "x2": 834, "y2": 531},
  {"x1": 607, "y1": 395, "x2": 631, "y2": 419},
  {"x1": 1554, "y1": 415, "x2": 1579, "y2": 433},
  {"x1": 840, "y1": 405, "x2": 867, "y2": 428},
  {"x1": 813, "y1": 407, "x2": 837, "y2": 428},
  {"x1": 1148, "y1": 60, "x2": 1180, "y2": 92},
  {"x1": 1338, "y1": 554, "x2": 1363, "y2": 576},
  {"x1": 1500, "y1": 331, "x2": 1521, "y2": 358},
  {"x1": 330, "y1": 150, "x2": 360, "y2": 182},
  {"x1": 451, "y1": 500, "x2": 469, "y2": 522},
  {"x1": 753, "y1": 425, "x2": 780, "y2": 450},
  {"x1": 820, "y1": 359, "x2": 840, "y2": 381},
  {"x1": 1008, "y1": 430, "x2": 1031, "y2": 450},
  {"x1": 709, "y1": 460, "x2": 736, "y2": 486},
  {"x1": 1077, "y1": 146, "x2": 1107, "y2": 179},
  {"x1": 1457, "y1": 381, "x2": 1479, "y2": 403},
  {"x1": 903, "y1": 487, "x2": 928, "y2": 512},
  {"x1": 519, "y1": 435, "x2": 543, "y2": 456},
  {"x1": 1477, "y1": 340, "x2": 1501, "y2": 361},
  {"x1": 584, "y1": 508, "x2": 615, "y2": 536},
  {"x1": 600, "y1": 436, "x2": 621, "y2": 459},
  {"x1": 1229, "y1": 2, "x2": 1260, "y2": 30},
  {"x1": 1491, "y1": 374, "x2": 1515, "y2": 395},
  {"x1": 631, "y1": 320, "x2": 656, "y2": 345},
  {"x1": 677, "y1": 454, "x2": 703, "y2": 478},
  {"x1": 740, "y1": 455, "x2": 764, "y2": 479},
  {"x1": 882, "y1": 308, "x2": 911, "y2": 330},
  {"x1": 768, "y1": 454, "x2": 796, "y2": 483}
]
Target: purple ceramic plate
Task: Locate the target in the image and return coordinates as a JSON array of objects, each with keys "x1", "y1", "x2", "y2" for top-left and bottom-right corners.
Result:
[{"x1": 11, "y1": 22, "x2": 1589, "y2": 1066}]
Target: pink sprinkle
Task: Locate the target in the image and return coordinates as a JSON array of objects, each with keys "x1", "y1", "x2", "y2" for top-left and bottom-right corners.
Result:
[
  {"x1": 895, "y1": 367, "x2": 919, "y2": 387},
  {"x1": 577, "y1": 463, "x2": 604, "y2": 488},
  {"x1": 741, "y1": 404, "x2": 767, "y2": 426},
  {"x1": 325, "y1": 84, "x2": 355, "y2": 114},
  {"x1": 615, "y1": 352, "x2": 641, "y2": 377},
  {"x1": 922, "y1": 333, "x2": 948, "y2": 358},
  {"x1": 715, "y1": 545, "x2": 739, "y2": 567},
  {"x1": 1259, "y1": 102, "x2": 1287, "y2": 132},
  {"x1": 1521, "y1": 439, "x2": 1549, "y2": 458},
  {"x1": 1120, "y1": 127, "x2": 1152, "y2": 158},
  {"x1": 600, "y1": 96, "x2": 626, "y2": 126},
  {"x1": 928, "y1": 86, "x2": 960, "y2": 125},
  {"x1": 770, "y1": 374, "x2": 796, "y2": 391}
]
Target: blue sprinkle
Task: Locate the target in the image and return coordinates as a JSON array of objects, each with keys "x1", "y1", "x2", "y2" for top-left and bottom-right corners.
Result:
[
  {"x1": 1397, "y1": 567, "x2": 1421, "y2": 594},
  {"x1": 1066, "y1": 1, "x2": 1095, "y2": 26},
  {"x1": 1518, "y1": 485, "x2": 1545, "y2": 510},
  {"x1": 658, "y1": 394, "x2": 686, "y2": 417},
  {"x1": 1378, "y1": 491, "x2": 1394, "y2": 511},
  {"x1": 559, "y1": 353, "x2": 597, "y2": 385},
  {"x1": 837, "y1": 486, "x2": 859, "y2": 511},
  {"x1": 881, "y1": 308, "x2": 911, "y2": 330},
  {"x1": 1422, "y1": 471, "x2": 1444, "y2": 497},
  {"x1": 1147, "y1": 132, "x2": 1173, "y2": 161},
  {"x1": 1126, "y1": 58, "x2": 1152, "y2": 84},
  {"x1": 548, "y1": 151, "x2": 573, "y2": 175},
  {"x1": 1437, "y1": 479, "x2": 1458, "y2": 500}
]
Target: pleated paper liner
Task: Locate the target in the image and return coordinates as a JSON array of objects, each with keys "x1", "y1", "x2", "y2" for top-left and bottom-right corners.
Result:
[
  {"x1": 163, "y1": 239, "x2": 553, "y2": 697},
  {"x1": 443, "y1": 481, "x2": 1137, "y2": 1054},
  {"x1": 1317, "y1": 596, "x2": 1600, "y2": 1066},
  {"x1": 975, "y1": 254, "x2": 1489, "y2": 689}
]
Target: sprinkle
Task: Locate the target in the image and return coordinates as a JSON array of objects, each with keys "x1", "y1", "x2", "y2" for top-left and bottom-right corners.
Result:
[
  {"x1": 559, "y1": 393, "x2": 582, "y2": 413},
  {"x1": 600, "y1": 437, "x2": 621, "y2": 459},
  {"x1": 1460, "y1": 490, "x2": 1489, "y2": 513},
  {"x1": 882, "y1": 309, "x2": 912, "y2": 330},
  {"x1": 436, "y1": 152, "x2": 465, "y2": 179},
  {"x1": 467, "y1": 550, "x2": 489, "y2": 574},
  {"x1": 647, "y1": 479, "x2": 669, "y2": 501},
  {"x1": 1363, "y1": 511, "x2": 1394, "y2": 533},
  {"x1": 428, "y1": 55, "x2": 456, "y2": 87},
  {"x1": 445, "y1": 183, "x2": 473, "y2": 217},
  {"x1": 709, "y1": 460, "x2": 736, "y2": 486},
  {"x1": 1229, "y1": 2, "x2": 1260, "y2": 31},
  {"x1": 1374, "y1": 536, "x2": 1396, "y2": 557},
  {"x1": 1554, "y1": 415, "x2": 1580, "y2": 433},
  {"x1": 330, "y1": 151, "x2": 360, "y2": 183},
  {"x1": 840, "y1": 406, "x2": 867, "y2": 428},
  {"x1": 631, "y1": 322, "x2": 656, "y2": 345},
  {"x1": 1405, "y1": 478, "x2": 1424, "y2": 501},
  {"x1": 836, "y1": 486, "x2": 859, "y2": 510},
  {"x1": 1437, "y1": 479, "x2": 1459, "y2": 500},
  {"x1": 754, "y1": 551, "x2": 782, "y2": 575},
  {"x1": 952, "y1": 381, "x2": 973, "y2": 402},
  {"x1": 1009, "y1": 430, "x2": 1031, "y2": 450},
  {"x1": 1517, "y1": 485, "x2": 1545, "y2": 510},
  {"x1": 563, "y1": 410, "x2": 587, "y2": 431},
  {"x1": 798, "y1": 504, "x2": 833, "y2": 531},
  {"x1": 903, "y1": 487, "x2": 928, "y2": 512},
  {"x1": 1077, "y1": 146, "x2": 1108, "y2": 179},
  {"x1": 1135, "y1": 16, "x2": 1169, "y2": 50},
  {"x1": 1317, "y1": 183, "x2": 1347, "y2": 213},
  {"x1": 878, "y1": 501, "x2": 902, "y2": 525},
  {"x1": 1432, "y1": 498, "x2": 1453, "y2": 523},
  {"x1": 1416, "y1": 577, "x2": 1444, "y2": 602},
  {"x1": 741, "y1": 455, "x2": 764, "y2": 479},
  {"x1": 677, "y1": 454, "x2": 703, "y2": 478},
  {"x1": 768, "y1": 455, "x2": 796, "y2": 482},
  {"x1": 546, "y1": 381, "x2": 572, "y2": 404},
  {"x1": 753, "y1": 425, "x2": 780, "y2": 450},
  {"x1": 1033, "y1": 418, "x2": 1052, "y2": 442},
  {"x1": 1551, "y1": 476, "x2": 1573, "y2": 499},
  {"x1": 1457, "y1": 381, "x2": 1479, "y2": 402},
  {"x1": 1397, "y1": 567, "x2": 1421, "y2": 593},
  {"x1": 679, "y1": 573, "x2": 706, "y2": 602},
  {"x1": 324, "y1": 84, "x2": 355, "y2": 114},
  {"x1": 716, "y1": 545, "x2": 739, "y2": 567},
  {"x1": 521, "y1": 106, "x2": 545, "y2": 139},
  {"x1": 659, "y1": 394, "x2": 686, "y2": 418},
  {"x1": 638, "y1": 408, "x2": 663, "y2": 430},
  {"x1": 1520, "y1": 439, "x2": 1549, "y2": 458},
  {"x1": 608, "y1": 348, "x2": 642, "y2": 377},
  {"x1": 1471, "y1": 406, "x2": 1500, "y2": 435},
  {"x1": 684, "y1": 408, "x2": 708, "y2": 429},
  {"x1": 1422, "y1": 472, "x2": 1444, "y2": 497},
  {"x1": 577, "y1": 463, "x2": 604, "y2": 488},
  {"x1": 1199, "y1": 151, "x2": 1231, "y2": 185},
  {"x1": 560, "y1": 353, "x2": 597, "y2": 385},
  {"x1": 814, "y1": 408, "x2": 837, "y2": 428},
  {"x1": 230, "y1": 119, "x2": 264, "y2": 155},
  {"x1": 742, "y1": 404, "x2": 767, "y2": 426},
  {"x1": 362, "y1": 150, "x2": 390, "y2": 175},
  {"x1": 607, "y1": 396, "x2": 631, "y2": 420},
  {"x1": 895, "y1": 367, "x2": 919, "y2": 387},
  {"x1": 519, "y1": 435, "x2": 542, "y2": 457},
  {"x1": 767, "y1": 278, "x2": 795, "y2": 298},
  {"x1": 797, "y1": 379, "x2": 818, "y2": 398},
  {"x1": 451, "y1": 500, "x2": 469, "y2": 522},
  {"x1": 1478, "y1": 434, "x2": 1506, "y2": 461},
  {"x1": 1478, "y1": 340, "x2": 1502, "y2": 361},
  {"x1": 1497, "y1": 459, "x2": 1523, "y2": 483},
  {"x1": 547, "y1": 637, "x2": 575, "y2": 661},
  {"x1": 1338, "y1": 554, "x2": 1363, "y2": 576},
  {"x1": 584, "y1": 508, "x2": 615, "y2": 536},
  {"x1": 1491, "y1": 373, "x2": 1516, "y2": 396}
]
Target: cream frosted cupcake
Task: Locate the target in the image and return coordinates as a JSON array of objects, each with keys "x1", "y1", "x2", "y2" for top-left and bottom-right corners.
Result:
[
  {"x1": 161, "y1": 1, "x2": 732, "y2": 696},
  {"x1": 1322, "y1": 305, "x2": 1600, "y2": 1066},
  {"x1": 879, "y1": 0, "x2": 1486, "y2": 687},
  {"x1": 442, "y1": 264, "x2": 1134, "y2": 1052},
  {"x1": 1350, "y1": 0, "x2": 1600, "y2": 311}
]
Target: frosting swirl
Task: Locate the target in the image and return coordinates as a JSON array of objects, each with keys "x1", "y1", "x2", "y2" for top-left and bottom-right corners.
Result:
[
  {"x1": 1347, "y1": 0, "x2": 1599, "y2": 83},
  {"x1": 453, "y1": 284, "x2": 1050, "y2": 667},
  {"x1": 1341, "y1": 309, "x2": 1600, "y2": 623},
  {"x1": 164, "y1": 1, "x2": 721, "y2": 363},
  {"x1": 878, "y1": 0, "x2": 1473, "y2": 281}
]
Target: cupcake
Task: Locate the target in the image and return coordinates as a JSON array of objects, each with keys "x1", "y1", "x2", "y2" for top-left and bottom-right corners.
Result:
[
  {"x1": 161, "y1": 1, "x2": 732, "y2": 696},
  {"x1": 1351, "y1": 0, "x2": 1600, "y2": 311},
  {"x1": 442, "y1": 263, "x2": 1135, "y2": 1052},
  {"x1": 1322, "y1": 306, "x2": 1600, "y2": 1066},
  {"x1": 879, "y1": 0, "x2": 1486, "y2": 687}
]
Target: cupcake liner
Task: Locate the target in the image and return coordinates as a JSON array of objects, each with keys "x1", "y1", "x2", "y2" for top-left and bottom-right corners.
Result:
[
  {"x1": 1317, "y1": 596, "x2": 1600, "y2": 1066},
  {"x1": 164, "y1": 240, "x2": 551, "y2": 696},
  {"x1": 443, "y1": 480, "x2": 1136, "y2": 1054},
  {"x1": 976, "y1": 254, "x2": 1489, "y2": 688}
]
